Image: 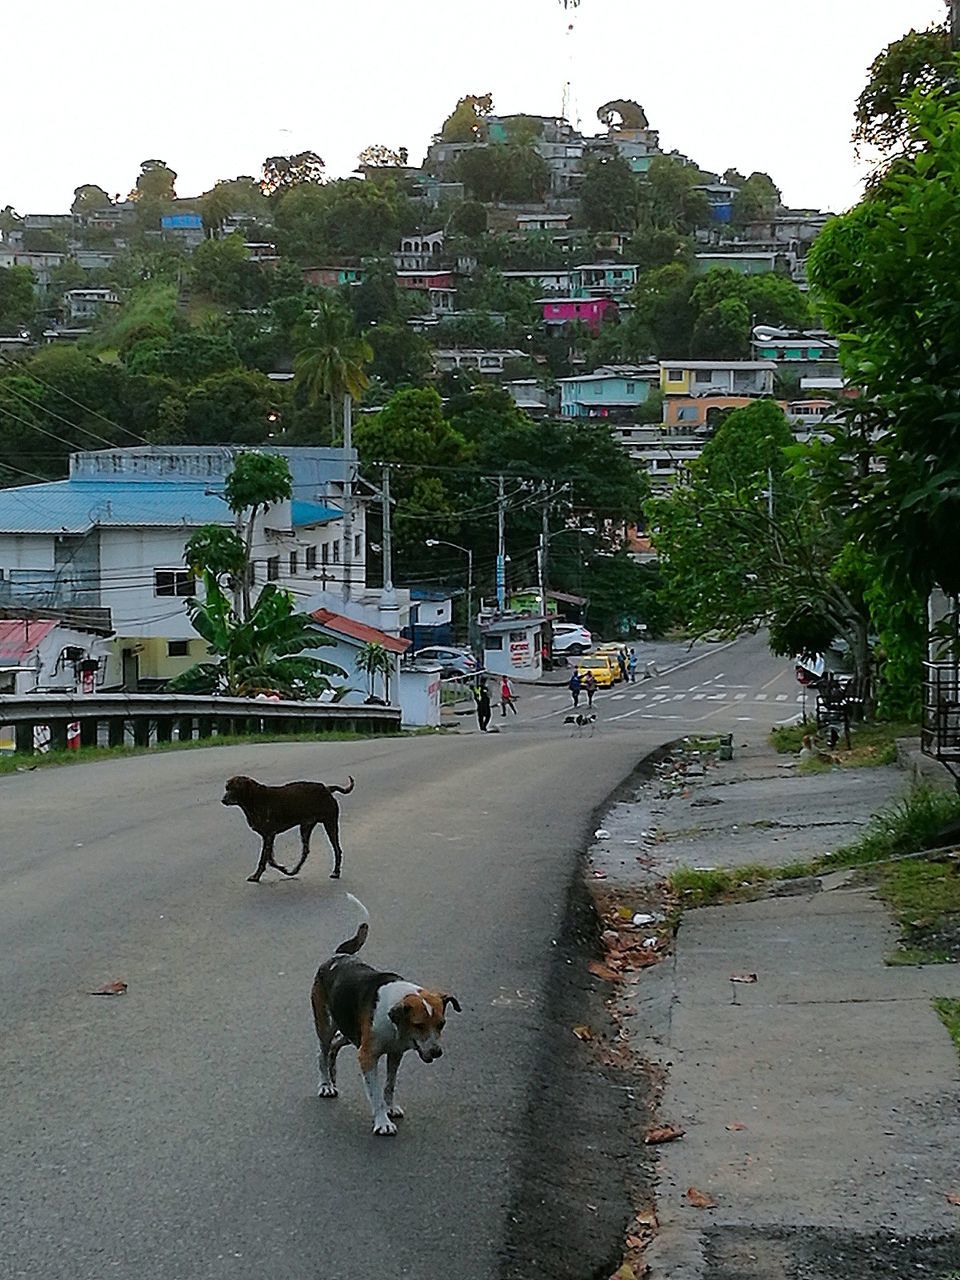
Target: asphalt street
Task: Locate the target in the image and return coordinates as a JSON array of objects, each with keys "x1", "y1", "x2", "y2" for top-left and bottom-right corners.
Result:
[{"x1": 0, "y1": 634, "x2": 793, "y2": 1279}]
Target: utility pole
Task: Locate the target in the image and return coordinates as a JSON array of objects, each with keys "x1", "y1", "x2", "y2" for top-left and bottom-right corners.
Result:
[
  {"x1": 952, "y1": 0, "x2": 959, "y2": 51},
  {"x1": 381, "y1": 463, "x2": 395, "y2": 603},
  {"x1": 341, "y1": 393, "x2": 354, "y2": 602},
  {"x1": 539, "y1": 486, "x2": 550, "y2": 618},
  {"x1": 496, "y1": 473, "x2": 507, "y2": 611},
  {"x1": 767, "y1": 465, "x2": 774, "y2": 520}
]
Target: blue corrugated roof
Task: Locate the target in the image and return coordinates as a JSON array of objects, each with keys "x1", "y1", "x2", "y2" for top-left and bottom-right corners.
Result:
[
  {"x1": 161, "y1": 213, "x2": 203, "y2": 229},
  {"x1": 0, "y1": 480, "x2": 234, "y2": 534},
  {"x1": 292, "y1": 500, "x2": 340, "y2": 527}
]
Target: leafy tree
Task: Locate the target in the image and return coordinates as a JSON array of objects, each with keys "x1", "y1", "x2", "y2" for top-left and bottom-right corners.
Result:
[
  {"x1": 854, "y1": 21, "x2": 955, "y2": 161},
  {"x1": 348, "y1": 259, "x2": 400, "y2": 328},
  {"x1": 440, "y1": 94, "x2": 493, "y2": 143},
  {"x1": 21, "y1": 227, "x2": 68, "y2": 254},
  {"x1": 653, "y1": 400, "x2": 876, "y2": 707},
  {"x1": 731, "y1": 172, "x2": 781, "y2": 227},
  {"x1": 579, "y1": 154, "x2": 639, "y2": 230},
  {"x1": 0, "y1": 265, "x2": 37, "y2": 333},
  {"x1": 586, "y1": 555, "x2": 669, "y2": 639},
  {"x1": 368, "y1": 323, "x2": 433, "y2": 387},
  {"x1": 124, "y1": 331, "x2": 241, "y2": 381},
  {"x1": 641, "y1": 156, "x2": 711, "y2": 233},
  {"x1": 627, "y1": 226, "x2": 693, "y2": 273},
  {"x1": 808, "y1": 80, "x2": 960, "y2": 600},
  {"x1": 190, "y1": 233, "x2": 270, "y2": 308},
  {"x1": 135, "y1": 159, "x2": 177, "y2": 201},
  {"x1": 597, "y1": 99, "x2": 649, "y2": 130},
  {"x1": 71, "y1": 184, "x2": 111, "y2": 214},
  {"x1": 629, "y1": 262, "x2": 697, "y2": 356},
  {"x1": 261, "y1": 151, "x2": 326, "y2": 197},
  {"x1": 167, "y1": 575, "x2": 343, "y2": 697},
  {"x1": 294, "y1": 297, "x2": 372, "y2": 440},
  {"x1": 180, "y1": 369, "x2": 277, "y2": 445},
  {"x1": 456, "y1": 144, "x2": 550, "y2": 202},
  {"x1": 0, "y1": 206, "x2": 22, "y2": 234},
  {"x1": 449, "y1": 200, "x2": 489, "y2": 237},
  {"x1": 273, "y1": 178, "x2": 407, "y2": 262},
  {"x1": 690, "y1": 297, "x2": 751, "y2": 359},
  {"x1": 358, "y1": 144, "x2": 409, "y2": 168}
]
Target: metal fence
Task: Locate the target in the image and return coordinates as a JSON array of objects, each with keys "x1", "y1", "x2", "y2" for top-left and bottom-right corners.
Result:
[
  {"x1": 922, "y1": 661, "x2": 960, "y2": 784},
  {"x1": 0, "y1": 693, "x2": 400, "y2": 756}
]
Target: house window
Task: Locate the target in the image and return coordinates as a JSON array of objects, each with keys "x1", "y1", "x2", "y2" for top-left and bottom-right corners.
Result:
[
  {"x1": 267, "y1": 556, "x2": 280, "y2": 581},
  {"x1": 289, "y1": 550, "x2": 298, "y2": 576},
  {"x1": 322, "y1": 543, "x2": 330, "y2": 565},
  {"x1": 167, "y1": 640, "x2": 190, "y2": 657},
  {"x1": 306, "y1": 545, "x2": 317, "y2": 572},
  {"x1": 354, "y1": 534, "x2": 362, "y2": 558},
  {"x1": 668, "y1": 369, "x2": 683, "y2": 381},
  {"x1": 626, "y1": 382, "x2": 636, "y2": 394},
  {"x1": 484, "y1": 634, "x2": 504, "y2": 650},
  {"x1": 332, "y1": 542, "x2": 340, "y2": 563},
  {"x1": 694, "y1": 370, "x2": 713, "y2": 384},
  {"x1": 154, "y1": 568, "x2": 195, "y2": 597}
]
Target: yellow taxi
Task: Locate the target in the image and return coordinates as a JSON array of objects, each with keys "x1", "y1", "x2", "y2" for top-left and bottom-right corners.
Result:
[
  {"x1": 575, "y1": 654, "x2": 619, "y2": 688},
  {"x1": 594, "y1": 644, "x2": 627, "y2": 681}
]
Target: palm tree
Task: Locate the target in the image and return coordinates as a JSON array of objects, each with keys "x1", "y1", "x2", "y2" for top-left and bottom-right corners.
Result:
[
  {"x1": 355, "y1": 641, "x2": 394, "y2": 704},
  {"x1": 294, "y1": 297, "x2": 372, "y2": 442}
]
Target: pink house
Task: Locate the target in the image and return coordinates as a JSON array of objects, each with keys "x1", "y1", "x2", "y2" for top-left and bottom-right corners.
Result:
[{"x1": 540, "y1": 297, "x2": 618, "y2": 335}]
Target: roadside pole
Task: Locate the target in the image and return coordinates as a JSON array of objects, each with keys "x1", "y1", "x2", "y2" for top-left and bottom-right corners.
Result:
[
  {"x1": 342, "y1": 393, "x2": 354, "y2": 602},
  {"x1": 496, "y1": 473, "x2": 506, "y2": 611}
]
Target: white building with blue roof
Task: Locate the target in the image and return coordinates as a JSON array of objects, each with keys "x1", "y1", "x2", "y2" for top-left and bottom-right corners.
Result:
[{"x1": 0, "y1": 446, "x2": 358, "y2": 689}]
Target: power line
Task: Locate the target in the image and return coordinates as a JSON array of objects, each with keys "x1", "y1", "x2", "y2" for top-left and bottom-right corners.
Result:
[{"x1": 0, "y1": 353, "x2": 151, "y2": 445}]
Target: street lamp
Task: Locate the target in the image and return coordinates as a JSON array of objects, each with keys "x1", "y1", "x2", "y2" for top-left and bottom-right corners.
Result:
[{"x1": 425, "y1": 539, "x2": 475, "y2": 652}]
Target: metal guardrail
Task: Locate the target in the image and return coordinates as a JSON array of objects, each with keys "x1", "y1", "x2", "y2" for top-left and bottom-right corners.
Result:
[{"x1": 0, "y1": 693, "x2": 401, "y2": 755}]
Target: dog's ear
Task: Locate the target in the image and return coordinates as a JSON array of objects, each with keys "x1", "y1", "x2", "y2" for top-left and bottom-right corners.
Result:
[
  {"x1": 440, "y1": 993, "x2": 462, "y2": 1014},
  {"x1": 388, "y1": 1003, "x2": 408, "y2": 1027}
]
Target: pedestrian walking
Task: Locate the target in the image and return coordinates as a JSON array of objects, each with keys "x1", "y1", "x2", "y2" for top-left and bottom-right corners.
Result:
[
  {"x1": 568, "y1": 670, "x2": 582, "y2": 707},
  {"x1": 500, "y1": 674, "x2": 518, "y2": 716},
  {"x1": 473, "y1": 678, "x2": 491, "y2": 732},
  {"x1": 584, "y1": 670, "x2": 597, "y2": 708},
  {"x1": 628, "y1": 648, "x2": 638, "y2": 684}
]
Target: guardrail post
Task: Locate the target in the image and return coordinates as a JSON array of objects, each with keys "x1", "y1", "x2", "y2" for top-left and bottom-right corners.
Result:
[
  {"x1": 15, "y1": 723, "x2": 32, "y2": 754},
  {"x1": 177, "y1": 717, "x2": 194, "y2": 742},
  {"x1": 155, "y1": 718, "x2": 173, "y2": 744},
  {"x1": 108, "y1": 718, "x2": 125, "y2": 748},
  {"x1": 132, "y1": 717, "x2": 151, "y2": 748},
  {"x1": 80, "y1": 718, "x2": 98, "y2": 748},
  {"x1": 49, "y1": 720, "x2": 68, "y2": 752},
  {"x1": 197, "y1": 716, "x2": 213, "y2": 740}
]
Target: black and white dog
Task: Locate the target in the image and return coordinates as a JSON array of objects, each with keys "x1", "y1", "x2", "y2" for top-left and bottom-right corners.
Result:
[
  {"x1": 564, "y1": 712, "x2": 598, "y2": 737},
  {"x1": 310, "y1": 896, "x2": 461, "y2": 1136}
]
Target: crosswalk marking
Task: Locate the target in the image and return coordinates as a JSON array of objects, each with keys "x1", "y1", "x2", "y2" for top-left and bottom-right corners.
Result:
[
  {"x1": 776, "y1": 694, "x2": 789, "y2": 702},
  {"x1": 692, "y1": 693, "x2": 706, "y2": 701},
  {"x1": 755, "y1": 693, "x2": 768, "y2": 701},
  {"x1": 734, "y1": 693, "x2": 747, "y2": 701}
]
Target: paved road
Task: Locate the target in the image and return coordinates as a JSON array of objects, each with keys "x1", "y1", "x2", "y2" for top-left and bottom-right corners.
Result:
[{"x1": 0, "y1": 635, "x2": 793, "y2": 1279}]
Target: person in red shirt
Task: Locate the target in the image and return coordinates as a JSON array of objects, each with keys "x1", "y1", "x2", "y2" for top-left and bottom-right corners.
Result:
[{"x1": 500, "y1": 674, "x2": 518, "y2": 717}]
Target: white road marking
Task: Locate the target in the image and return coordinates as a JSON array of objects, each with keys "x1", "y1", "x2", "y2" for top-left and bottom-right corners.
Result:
[
  {"x1": 776, "y1": 694, "x2": 789, "y2": 702},
  {"x1": 734, "y1": 693, "x2": 747, "y2": 701},
  {"x1": 755, "y1": 693, "x2": 768, "y2": 701},
  {"x1": 692, "y1": 694, "x2": 706, "y2": 701}
]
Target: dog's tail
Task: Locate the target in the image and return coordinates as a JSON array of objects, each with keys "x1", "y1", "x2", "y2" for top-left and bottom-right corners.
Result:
[
  {"x1": 328, "y1": 776, "x2": 355, "y2": 796},
  {"x1": 336, "y1": 892, "x2": 370, "y2": 954}
]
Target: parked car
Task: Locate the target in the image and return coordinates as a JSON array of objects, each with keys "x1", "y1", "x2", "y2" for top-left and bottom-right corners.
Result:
[
  {"x1": 594, "y1": 643, "x2": 627, "y2": 680},
  {"x1": 575, "y1": 654, "x2": 618, "y2": 688},
  {"x1": 413, "y1": 646, "x2": 478, "y2": 679},
  {"x1": 551, "y1": 622, "x2": 592, "y2": 655}
]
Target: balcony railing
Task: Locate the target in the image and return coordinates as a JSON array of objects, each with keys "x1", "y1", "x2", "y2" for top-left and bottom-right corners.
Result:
[{"x1": 922, "y1": 661, "x2": 960, "y2": 783}]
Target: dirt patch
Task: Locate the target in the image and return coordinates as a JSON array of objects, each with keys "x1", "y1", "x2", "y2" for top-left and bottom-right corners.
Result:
[{"x1": 703, "y1": 1225, "x2": 960, "y2": 1279}]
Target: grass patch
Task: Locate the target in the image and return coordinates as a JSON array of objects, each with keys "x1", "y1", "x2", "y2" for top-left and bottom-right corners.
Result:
[
  {"x1": 669, "y1": 863, "x2": 776, "y2": 907},
  {"x1": 934, "y1": 999, "x2": 960, "y2": 1058},
  {"x1": 823, "y1": 785, "x2": 960, "y2": 870},
  {"x1": 0, "y1": 729, "x2": 394, "y2": 775},
  {"x1": 770, "y1": 719, "x2": 916, "y2": 768},
  {"x1": 879, "y1": 857, "x2": 960, "y2": 965}
]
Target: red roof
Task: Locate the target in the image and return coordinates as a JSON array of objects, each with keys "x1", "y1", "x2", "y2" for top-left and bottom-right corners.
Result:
[
  {"x1": 0, "y1": 619, "x2": 56, "y2": 663},
  {"x1": 310, "y1": 609, "x2": 410, "y2": 654}
]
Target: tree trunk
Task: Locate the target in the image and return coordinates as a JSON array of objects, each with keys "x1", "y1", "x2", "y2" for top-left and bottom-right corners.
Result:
[
  {"x1": 952, "y1": 0, "x2": 960, "y2": 51},
  {"x1": 329, "y1": 394, "x2": 338, "y2": 445},
  {"x1": 242, "y1": 505, "x2": 258, "y2": 620}
]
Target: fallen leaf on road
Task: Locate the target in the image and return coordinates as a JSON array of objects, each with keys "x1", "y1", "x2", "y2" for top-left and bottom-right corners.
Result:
[
  {"x1": 572, "y1": 1024, "x2": 593, "y2": 1041},
  {"x1": 620, "y1": 948, "x2": 660, "y2": 970},
  {"x1": 592, "y1": 870, "x2": 608, "y2": 879},
  {"x1": 729, "y1": 973, "x2": 758, "y2": 984},
  {"x1": 645, "y1": 1124, "x2": 685, "y2": 1145},
  {"x1": 946, "y1": 1192, "x2": 960, "y2": 1206},
  {"x1": 588, "y1": 960, "x2": 621, "y2": 982},
  {"x1": 725, "y1": 1122, "x2": 747, "y2": 1131},
  {"x1": 89, "y1": 980, "x2": 128, "y2": 996},
  {"x1": 686, "y1": 1187, "x2": 717, "y2": 1209}
]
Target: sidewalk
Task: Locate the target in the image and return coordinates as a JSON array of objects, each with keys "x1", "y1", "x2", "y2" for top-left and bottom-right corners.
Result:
[{"x1": 587, "y1": 737, "x2": 960, "y2": 1279}]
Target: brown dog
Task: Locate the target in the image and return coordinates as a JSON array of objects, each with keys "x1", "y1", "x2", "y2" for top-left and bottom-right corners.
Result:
[{"x1": 221, "y1": 775, "x2": 355, "y2": 882}]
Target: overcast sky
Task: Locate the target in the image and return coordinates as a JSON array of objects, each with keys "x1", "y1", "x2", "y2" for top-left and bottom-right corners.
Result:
[{"x1": 6, "y1": 0, "x2": 947, "y2": 215}]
